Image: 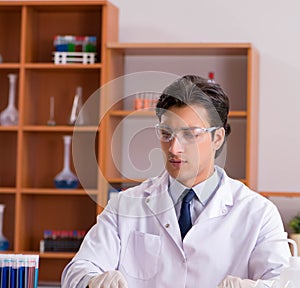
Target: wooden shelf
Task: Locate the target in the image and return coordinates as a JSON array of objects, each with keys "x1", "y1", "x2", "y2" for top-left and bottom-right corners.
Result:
[
  {"x1": 39, "y1": 252, "x2": 75, "y2": 259},
  {"x1": 107, "y1": 42, "x2": 252, "y2": 56},
  {"x1": 0, "y1": 126, "x2": 19, "y2": 131},
  {"x1": 260, "y1": 192, "x2": 300, "y2": 197},
  {"x1": 22, "y1": 125, "x2": 99, "y2": 132},
  {"x1": 105, "y1": 43, "x2": 258, "y2": 188},
  {"x1": 0, "y1": 0, "x2": 118, "y2": 283},
  {"x1": 21, "y1": 188, "x2": 98, "y2": 195},
  {"x1": 108, "y1": 178, "x2": 144, "y2": 184},
  {"x1": 17, "y1": 251, "x2": 74, "y2": 259},
  {"x1": 0, "y1": 63, "x2": 21, "y2": 69},
  {"x1": 0, "y1": 188, "x2": 17, "y2": 194},
  {"x1": 24, "y1": 63, "x2": 103, "y2": 69},
  {"x1": 109, "y1": 110, "x2": 247, "y2": 118}
]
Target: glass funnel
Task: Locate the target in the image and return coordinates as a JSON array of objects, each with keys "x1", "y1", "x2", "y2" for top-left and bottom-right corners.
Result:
[
  {"x1": 54, "y1": 135, "x2": 79, "y2": 189},
  {"x1": 0, "y1": 73, "x2": 19, "y2": 126}
]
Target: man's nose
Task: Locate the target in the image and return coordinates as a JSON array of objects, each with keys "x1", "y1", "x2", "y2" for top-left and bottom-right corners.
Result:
[{"x1": 168, "y1": 135, "x2": 184, "y2": 154}]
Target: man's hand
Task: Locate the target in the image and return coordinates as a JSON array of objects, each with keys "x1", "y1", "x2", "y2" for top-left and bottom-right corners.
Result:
[{"x1": 88, "y1": 271, "x2": 128, "y2": 288}]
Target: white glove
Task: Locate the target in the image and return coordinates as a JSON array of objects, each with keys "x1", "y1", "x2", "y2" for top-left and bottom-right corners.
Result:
[
  {"x1": 218, "y1": 275, "x2": 256, "y2": 288},
  {"x1": 88, "y1": 271, "x2": 128, "y2": 288},
  {"x1": 218, "y1": 275, "x2": 275, "y2": 288}
]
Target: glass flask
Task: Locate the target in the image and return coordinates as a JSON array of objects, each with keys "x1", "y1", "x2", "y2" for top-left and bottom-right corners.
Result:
[
  {"x1": 69, "y1": 86, "x2": 84, "y2": 125},
  {"x1": 0, "y1": 204, "x2": 9, "y2": 251},
  {"x1": 0, "y1": 73, "x2": 19, "y2": 126},
  {"x1": 54, "y1": 135, "x2": 79, "y2": 189}
]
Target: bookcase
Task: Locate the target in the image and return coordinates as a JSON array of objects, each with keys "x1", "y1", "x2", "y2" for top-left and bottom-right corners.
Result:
[
  {"x1": 102, "y1": 43, "x2": 260, "y2": 201},
  {"x1": 0, "y1": 0, "x2": 118, "y2": 283}
]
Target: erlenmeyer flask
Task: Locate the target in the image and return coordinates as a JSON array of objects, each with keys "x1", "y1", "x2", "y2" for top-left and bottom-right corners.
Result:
[
  {"x1": 54, "y1": 135, "x2": 79, "y2": 189},
  {"x1": 0, "y1": 204, "x2": 9, "y2": 251},
  {"x1": 0, "y1": 73, "x2": 19, "y2": 126}
]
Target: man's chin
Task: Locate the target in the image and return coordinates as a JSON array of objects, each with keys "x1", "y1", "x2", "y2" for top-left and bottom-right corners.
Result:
[{"x1": 168, "y1": 171, "x2": 196, "y2": 186}]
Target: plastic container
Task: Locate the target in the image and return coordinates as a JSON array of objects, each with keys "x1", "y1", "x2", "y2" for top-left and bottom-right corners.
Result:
[
  {"x1": 279, "y1": 256, "x2": 300, "y2": 288},
  {"x1": 272, "y1": 238, "x2": 300, "y2": 288}
]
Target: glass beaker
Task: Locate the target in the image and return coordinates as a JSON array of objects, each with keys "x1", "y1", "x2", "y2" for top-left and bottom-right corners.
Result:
[
  {"x1": 0, "y1": 73, "x2": 19, "y2": 126},
  {"x1": 54, "y1": 135, "x2": 79, "y2": 189}
]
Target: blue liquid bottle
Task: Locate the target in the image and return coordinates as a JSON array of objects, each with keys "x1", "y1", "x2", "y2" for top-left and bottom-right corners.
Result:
[
  {"x1": 54, "y1": 135, "x2": 79, "y2": 189},
  {"x1": 0, "y1": 204, "x2": 9, "y2": 251}
]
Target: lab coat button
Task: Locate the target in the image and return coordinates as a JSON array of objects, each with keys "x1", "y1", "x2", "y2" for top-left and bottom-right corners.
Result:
[
  {"x1": 165, "y1": 223, "x2": 170, "y2": 228},
  {"x1": 146, "y1": 198, "x2": 150, "y2": 203}
]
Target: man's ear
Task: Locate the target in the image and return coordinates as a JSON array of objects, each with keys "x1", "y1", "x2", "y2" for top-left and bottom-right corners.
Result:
[{"x1": 213, "y1": 127, "x2": 225, "y2": 151}]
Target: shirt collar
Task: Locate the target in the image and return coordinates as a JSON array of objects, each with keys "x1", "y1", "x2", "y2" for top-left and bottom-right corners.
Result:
[{"x1": 168, "y1": 168, "x2": 220, "y2": 206}]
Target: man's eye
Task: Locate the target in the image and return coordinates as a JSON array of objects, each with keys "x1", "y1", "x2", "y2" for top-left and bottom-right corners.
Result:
[
  {"x1": 161, "y1": 130, "x2": 172, "y2": 137},
  {"x1": 182, "y1": 131, "x2": 195, "y2": 139}
]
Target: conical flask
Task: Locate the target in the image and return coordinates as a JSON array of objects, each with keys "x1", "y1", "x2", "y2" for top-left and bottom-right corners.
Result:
[
  {"x1": 54, "y1": 135, "x2": 79, "y2": 189},
  {"x1": 0, "y1": 73, "x2": 19, "y2": 126},
  {"x1": 0, "y1": 204, "x2": 9, "y2": 251}
]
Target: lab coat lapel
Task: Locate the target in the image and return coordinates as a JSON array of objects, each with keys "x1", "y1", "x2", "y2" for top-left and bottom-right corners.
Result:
[
  {"x1": 196, "y1": 172, "x2": 234, "y2": 221},
  {"x1": 144, "y1": 172, "x2": 183, "y2": 250}
]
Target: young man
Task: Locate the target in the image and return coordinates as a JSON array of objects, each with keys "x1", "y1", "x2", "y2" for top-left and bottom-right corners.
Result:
[{"x1": 61, "y1": 75, "x2": 290, "y2": 288}]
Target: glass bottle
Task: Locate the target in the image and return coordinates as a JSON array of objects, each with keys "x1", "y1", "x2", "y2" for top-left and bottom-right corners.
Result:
[
  {"x1": 54, "y1": 135, "x2": 79, "y2": 189},
  {"x1": 0, "y1": 73, "x2": 19, "y2": 126},
  {"x1": 0, "y1": 204, "x2": 9, "y2": 251}
]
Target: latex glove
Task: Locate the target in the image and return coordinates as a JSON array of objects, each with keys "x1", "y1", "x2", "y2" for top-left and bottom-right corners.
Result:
[
  {"x1": 88, "y1": 271, "x2": 128, "y2": 288},
  {"x1": 217, "y1": 275, "x2": 274, "y2": 288}
]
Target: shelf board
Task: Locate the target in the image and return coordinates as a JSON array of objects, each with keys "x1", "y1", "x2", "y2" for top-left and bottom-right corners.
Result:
[
  {"x1": 24, "y1": 63, "x2": 102, "y2": 69},
  {"x1": 109, "y1": 110, "x2": 247, "y2": 118},
  {"x1": 21, "y1": 188, "x2": 98, "y2": 195},
  {"x1": 17, "y1": 251, "x2": 74, "y2": 259},
  {"x1": 0, "y1": 63, "x2": 20, "y2": 69},
  {"x1": 22, "y1": 125, "x2": 99, "y2": 132},
  {"x1": 0, "y1": 126, "x2": 19, "y2": 131},
  {"x1": 229, "y1": 111, "x2": 247, "y2": 117},
  {"x1": 0, "y1": 188, "x2": 17, "y2": 194},
  {"x1": 260, "y1": 192, "x2": 300, "y2": 197},
  {"x1": 39, "y1": 252, "x2": 75, "y2": 259},
  {"x1": 107, "y1": 42, "x2": 252, "y2": 56},
  {"x1": 109, "y1": 110, "x2": 156, "y2": 117},
  {"x1": 108, "y1": 177, "x2": 144, "y2": 184}
]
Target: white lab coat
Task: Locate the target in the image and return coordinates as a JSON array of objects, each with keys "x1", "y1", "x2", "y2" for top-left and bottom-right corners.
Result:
[{"x1": 61, "y1": 167, "x2": 290, "y2": 288}]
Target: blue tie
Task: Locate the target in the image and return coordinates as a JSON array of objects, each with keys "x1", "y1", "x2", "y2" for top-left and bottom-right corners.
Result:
[{"x1": 178, "y1": 189, "x2": 196, "y2": 239}]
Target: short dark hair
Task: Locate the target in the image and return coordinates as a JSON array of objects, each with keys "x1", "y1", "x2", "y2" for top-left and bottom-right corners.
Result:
[{"x1": 156, "y1": 75, "x2": 231, "y2": 157}]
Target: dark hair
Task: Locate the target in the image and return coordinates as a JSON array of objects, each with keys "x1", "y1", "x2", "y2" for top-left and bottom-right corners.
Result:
[{"x1": 156, "y1": 75, "x2": 231, "y2": 157}]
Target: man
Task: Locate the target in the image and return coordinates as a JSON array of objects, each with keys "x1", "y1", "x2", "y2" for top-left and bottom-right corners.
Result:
[{"x1": 61, "y1": 75, "x2": 290, "y2": 288}]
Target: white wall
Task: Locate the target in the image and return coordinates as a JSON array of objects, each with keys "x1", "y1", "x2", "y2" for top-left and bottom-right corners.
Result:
[{"x1": 109, "y1": 0, "x2": 300, "y2": 227}]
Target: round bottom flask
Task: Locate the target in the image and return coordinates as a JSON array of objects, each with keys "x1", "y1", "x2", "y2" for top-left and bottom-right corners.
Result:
[{"x1": 54, "y1": 135, "x2": 79, "y2": 189}]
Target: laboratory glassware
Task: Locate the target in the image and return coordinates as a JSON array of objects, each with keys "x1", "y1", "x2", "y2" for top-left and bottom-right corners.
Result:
[
  {"x1": 0, "y1": 73, "x2": 18, "y2": 126},
  {"x1": 54, "y1": 135, "x2": 79, "y2": 189},
  {"x1": 47, "y1": 96, "x2": 56, "y2": 126},
  {"x1": 0, "y1": 204, "x2": 9, "y2": 251},
  {"x1": 69, "y1": 86, "x2": 84, "y2": 125}
]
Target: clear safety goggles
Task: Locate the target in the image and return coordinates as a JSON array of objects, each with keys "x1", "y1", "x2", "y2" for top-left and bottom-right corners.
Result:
[{"x1": 155, "y1": 124, "x2": 220, "y2": 144}]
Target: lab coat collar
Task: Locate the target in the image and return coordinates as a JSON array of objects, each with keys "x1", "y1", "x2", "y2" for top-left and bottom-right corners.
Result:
[
  {"x1": 195, "y1": 166, "x2": 234, "y2": 221},
  {"x1": 144, "y1": 167, "x2": 234, "y2": 221}
]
